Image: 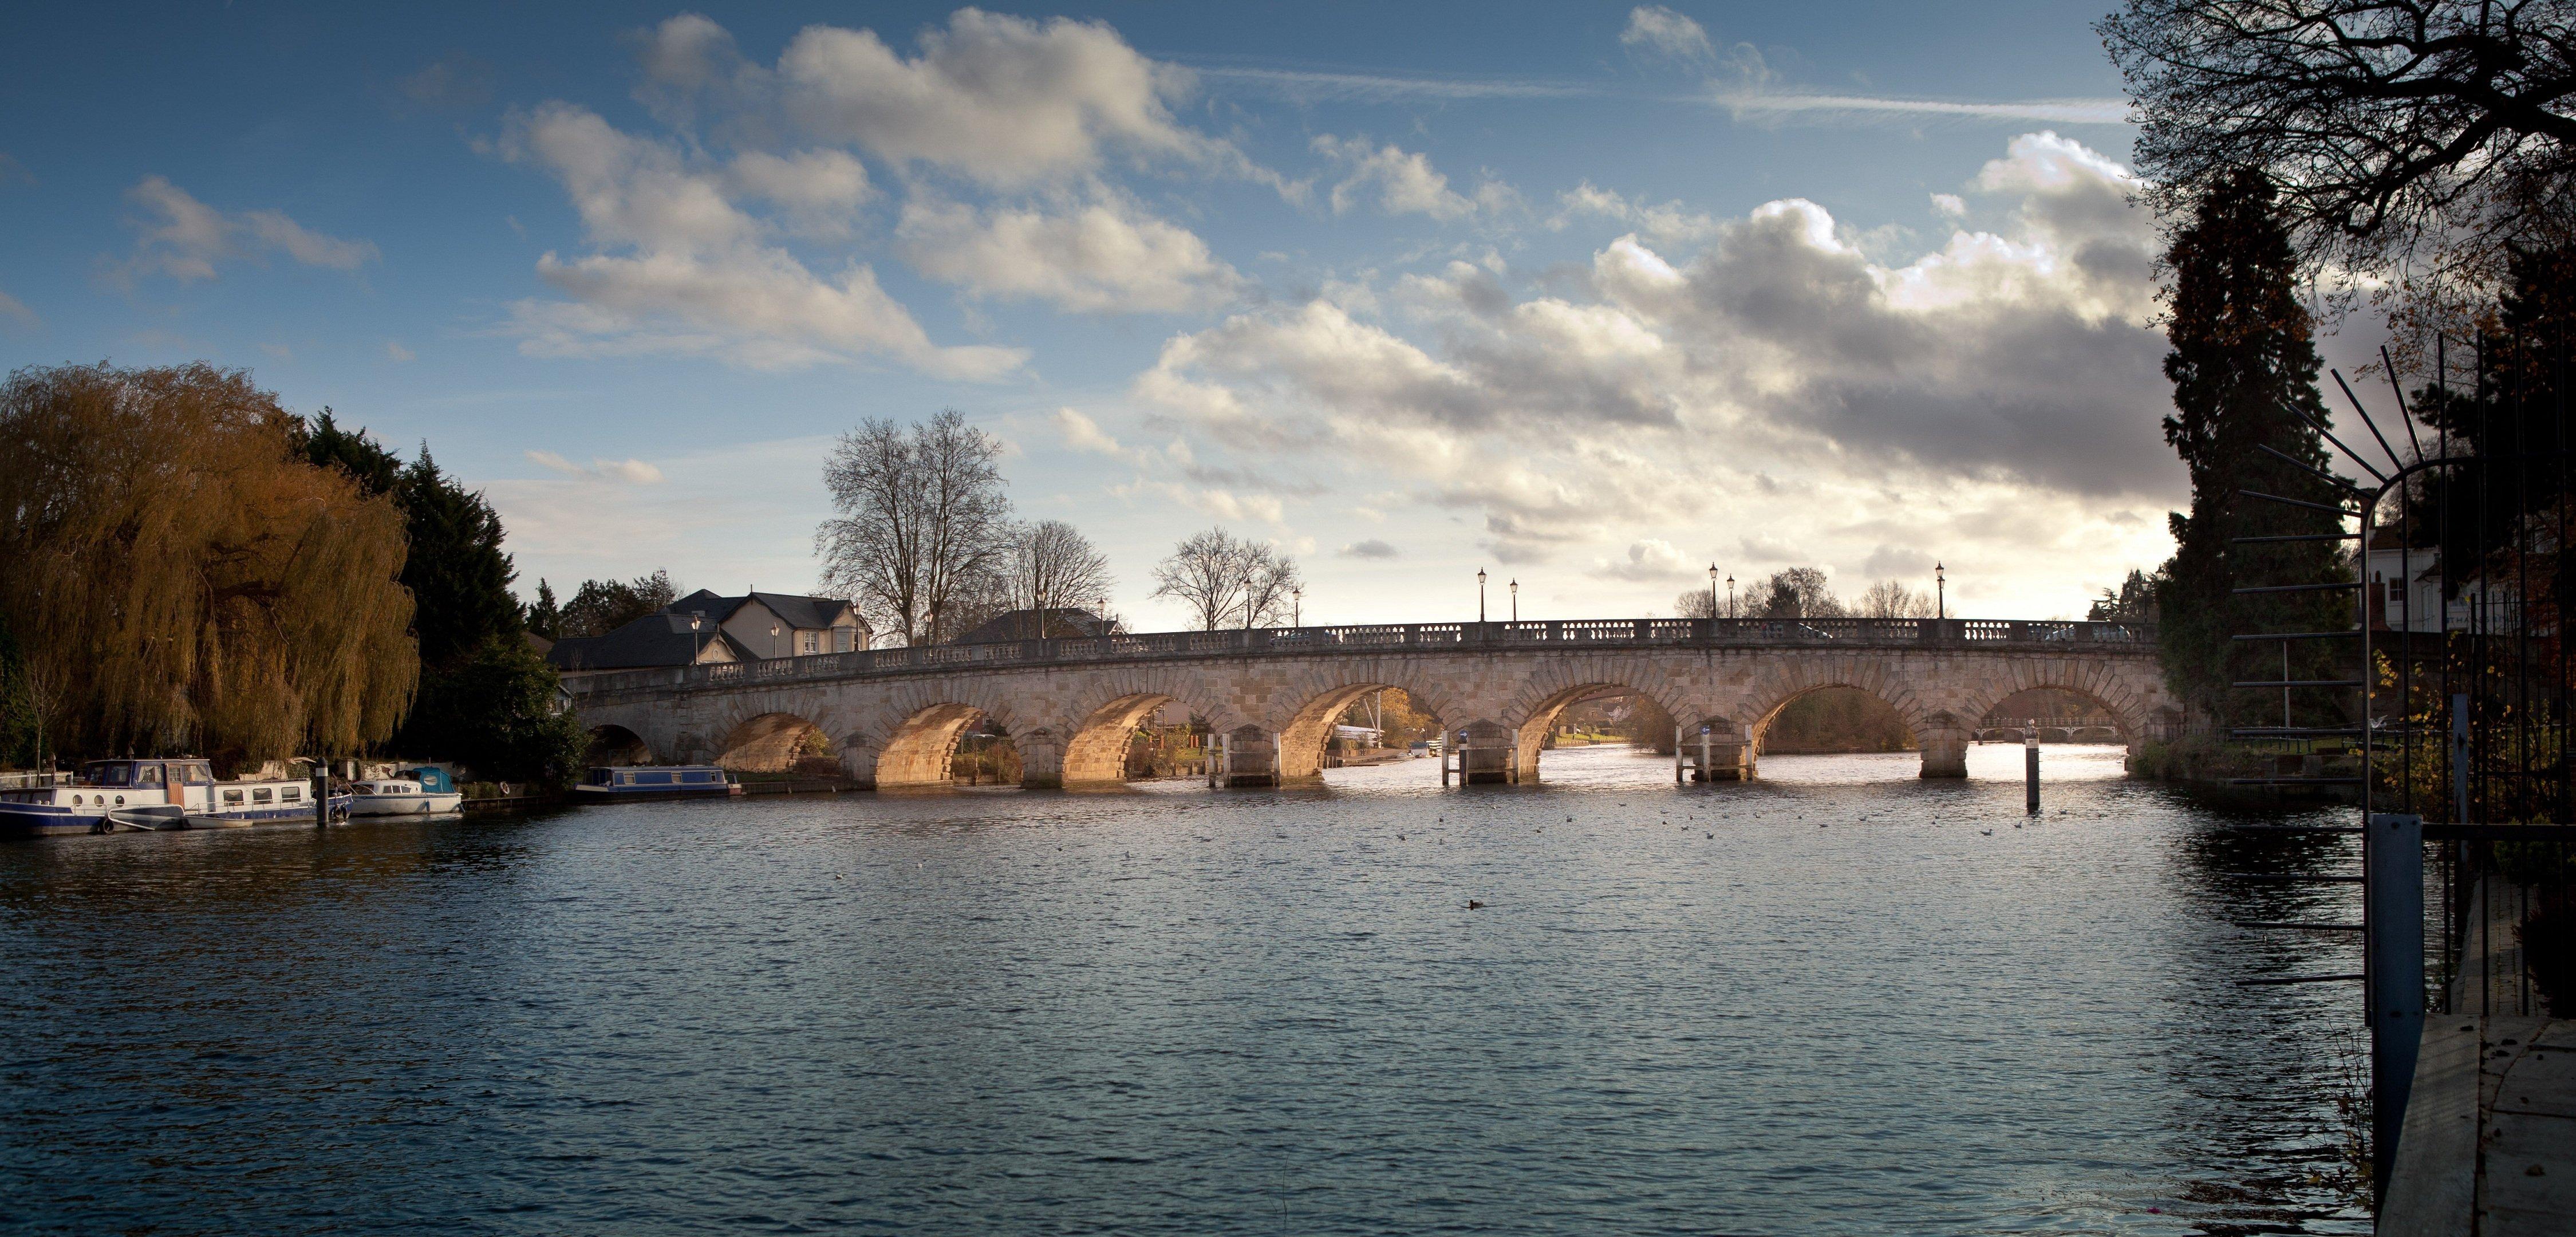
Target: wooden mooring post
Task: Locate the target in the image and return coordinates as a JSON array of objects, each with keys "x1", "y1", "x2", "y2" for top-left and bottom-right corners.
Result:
[{"x1": 2024, "y1": 721, "x2": 2039, "y2": 814}]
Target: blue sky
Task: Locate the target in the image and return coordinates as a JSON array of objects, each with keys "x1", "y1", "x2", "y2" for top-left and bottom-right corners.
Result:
[{"x1": 1, "y1": 2, "x2": 2348, "y2": 628}]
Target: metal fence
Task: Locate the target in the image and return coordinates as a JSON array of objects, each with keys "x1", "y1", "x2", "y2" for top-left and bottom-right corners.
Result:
[{"x1": 2232, "y1": 326, "x2": 2574, "y2": 1196}]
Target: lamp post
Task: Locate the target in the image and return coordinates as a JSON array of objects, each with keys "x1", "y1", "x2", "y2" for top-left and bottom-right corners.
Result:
[
  {"x1": 1509, "y1": 578, "x2": 1518, "y2": 623},
  {"x1": 1726, "y1": 573, "x2": 1736, "y2": 619},
  {"x1": 1935, "y1": 562, "x2": 1946, "y2": 620},
  {"x1": 1292, "y1": 586, "x2": 1301, "y2": 628},
  {"x1": 1477, "y1": 569, "x2": 1488, "y2": 623},
  {"x1": 1707, "y1": 564, "x2": 1719, "y2": 620}
]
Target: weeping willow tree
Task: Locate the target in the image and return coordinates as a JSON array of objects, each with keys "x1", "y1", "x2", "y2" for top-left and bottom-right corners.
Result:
[{"x1": 0, "y1": 362, "x2": 418, "y2": 767}]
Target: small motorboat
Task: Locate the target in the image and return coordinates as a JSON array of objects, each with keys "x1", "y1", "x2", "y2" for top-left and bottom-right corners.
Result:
[
  {"x1": 572, "y1": 765, "x2": 740, "y2": 798},
  {"x1": 349, "y1": 766, "x2": 463, "y2": 816}
]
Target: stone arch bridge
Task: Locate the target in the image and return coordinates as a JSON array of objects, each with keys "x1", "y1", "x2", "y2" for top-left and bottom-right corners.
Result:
[{"x1": 567, "y1": 617, "x2": 2172, "y2": 789}]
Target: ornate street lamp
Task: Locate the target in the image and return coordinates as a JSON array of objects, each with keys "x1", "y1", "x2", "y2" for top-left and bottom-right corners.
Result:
[
  {"x1": 1292, "y1": 586, "x2": 1302, "y2": 628},
  {"x1": 1477, "y1": 569, "x2": 1488, "y2": 623},
  {"x1": 1707, "y1": 563, "x2": 1719, "y2": 619},
  {"x1": 1509, "y1": 577, "x2": 1518, "y2": 623},
  {"x1": 1725, "y1": 573, "x2": 1735, "y2": 619},
  {"x1": 1935, "y1": 562, "x2": 1946, "y2": 620}
]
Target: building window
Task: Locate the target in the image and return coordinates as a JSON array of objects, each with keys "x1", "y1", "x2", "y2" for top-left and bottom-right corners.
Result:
[{"x1": 800, "y1": 632, "x2": 818, "y2": 655}]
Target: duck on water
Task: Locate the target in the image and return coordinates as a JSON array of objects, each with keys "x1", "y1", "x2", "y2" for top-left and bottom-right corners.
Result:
[{"x1": 0, "y1": 759, "x2": 352, "y2": 836}]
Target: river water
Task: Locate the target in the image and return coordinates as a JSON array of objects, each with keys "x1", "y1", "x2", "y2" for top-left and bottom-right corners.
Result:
[{"x1": 1, "y1": 744, "x2": 2373, "y2": 1235}]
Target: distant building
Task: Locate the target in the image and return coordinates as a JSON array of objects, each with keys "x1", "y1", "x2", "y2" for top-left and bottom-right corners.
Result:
[
  {"x1": 666, "y1": 589, "x2": 870, "y2": 658},
  {"x1": 547, "y1": 612, "x2": 751, "y2": 679},
  {"x1": 952, "y1": 607, "x2": 1119, "y2": 644},
  {"x1": 2365, "y1": 543, "x2": 2528, "y2": 634},
  {"x1": 546, "y1": 589, "x2": 869, "y2": 680}
]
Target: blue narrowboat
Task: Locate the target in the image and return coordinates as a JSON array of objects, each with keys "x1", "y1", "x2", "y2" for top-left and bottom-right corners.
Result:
[{"x1": 573, "y1": 765, "x2": 741, "y2": 798}]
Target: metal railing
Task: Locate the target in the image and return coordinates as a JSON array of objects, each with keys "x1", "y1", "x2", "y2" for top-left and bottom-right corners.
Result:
[
  {"x1": 562, "y1": 617, "x2": 2156, "y2": 699},
  {"x1": 1975, "y1": 715, "x2": 2123, "y2": 730}
]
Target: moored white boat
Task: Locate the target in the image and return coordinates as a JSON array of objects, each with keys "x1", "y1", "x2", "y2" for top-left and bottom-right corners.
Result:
[
  {"x1": 348, "y1": 775, "x2": 463, "y2": 816},
  {"x1": 1, "y1": 759, "x2": 348, "y2": 833}
]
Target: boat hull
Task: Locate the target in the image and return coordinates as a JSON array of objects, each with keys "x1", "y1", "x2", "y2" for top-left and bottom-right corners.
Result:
[
  {"x1": 348, "y1": 792, "x2": 463, "y2": 816},
  {"x1": 570, "y1": 785, "x2": 743, "y2": 800},
  {"x1": 0, "y1": 803, "x2": 109, "y2": 836}
]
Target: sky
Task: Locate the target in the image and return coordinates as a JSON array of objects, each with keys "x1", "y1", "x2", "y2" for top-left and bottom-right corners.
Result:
[{"x1": 0, "y1": 2, "x2": 2388, "y2": 628}]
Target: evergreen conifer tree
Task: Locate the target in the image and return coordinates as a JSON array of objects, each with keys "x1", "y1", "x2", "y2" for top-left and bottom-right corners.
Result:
[
  {"x1": 397, "y1": 448, "x2": 523, "y2": 669},
  {"x1": 2153, "y1": 170, "x2": 2352, "y2": 727},
  {"x1": 524, "y1": 580, "x2": 562, "y2": 641}
]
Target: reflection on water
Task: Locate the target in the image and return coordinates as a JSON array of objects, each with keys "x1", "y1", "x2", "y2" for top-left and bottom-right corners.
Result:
[{"x1": 0, "y1": 744, "x2": 2370, "y2": 1235}]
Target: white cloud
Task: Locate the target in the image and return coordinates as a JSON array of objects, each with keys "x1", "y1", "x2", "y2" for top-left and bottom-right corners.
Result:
[
  {"x1": 1622, "y1": 6, "x2": 1714, "y2": 61},
  {"x1": 0, "y1": 288, "x2": 35, "y2": 328},
  {"x1": 1593, "y1": 538, "x2": 1697, "y2": 581},
  {"x1": 526, "y1": 448, "x2": 665, "y2": 483},
  {"x1": 1549, "y1": 181, "x2": 1721, "y2": 243},
  {"x1": 385, "y1": 340, "x2": 416, "y2": 361},
  {"x1": 498, "y1": 101, "x2": 1021, "y2": 377},
  {"x1": 897, "y1": 189, "x2": 1240, "y2": 313},
  {"x1": 1717, "y1": 91, "x2": 2130, "y2": 126},
  {"x1": 114, "y1": 175, "x2": 378, "y2": 283},
  {"x1": 1051, "y1": 407, "x2": 1131, "y2": 457},
  {"x1": 1930, "y1": 192, "x2": 1966, "y2": 216},
  {"x1": 728, "y1": 148, "x2": 873, "y2": 237},
  {"x1": 1313, "y1": 135, "x2": 1514, "y2": 222},
  {"x1": 766, "y1": 9, "x2": 1255, "y2": 188},
  {"x1": 1133, "y1": 132, "x2": 2175, "y2": 576},
  {"x1": 1339, "y1": 538, "x2": 1400, "y2": 560}
]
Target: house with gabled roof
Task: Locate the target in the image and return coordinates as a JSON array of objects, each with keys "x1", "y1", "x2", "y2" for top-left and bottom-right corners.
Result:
[
  {"x1": 666, "y1": 589, "x2": 870, "y2": 659},
  {"x1": 546, "y1": 589, "x2": 870, "y2": 681}
]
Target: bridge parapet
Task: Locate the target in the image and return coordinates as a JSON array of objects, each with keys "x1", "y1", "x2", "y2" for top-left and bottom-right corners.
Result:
[{"x1": 565, "y1": 617, "x2": 2154, "y2": 702}]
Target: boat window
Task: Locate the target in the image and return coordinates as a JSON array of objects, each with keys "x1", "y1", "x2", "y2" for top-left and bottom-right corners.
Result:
[
  {"x1": 637, "y1": 771, "x2": 672, "y2": 785},
  {"x1": 253, "y1": 787, "x2": 273, "y2": 804},
  {"x1": 683, "y1": 770, "x2": 709, "y2": 783},
  {"x1": 281, "y1": 786, "x2": 301, "y2": 802},
  {"x1": 114, "y1": 795, "x2": 125, "y2": 806},
  {"x1": 139, "y1": 764, "x2": 163, "y2": 782},
  {"x1": 185, "y1": 763, "x2": 212, "y2": 784},
  {"x1": 223, "y1": 789, "x2": 243, "y2": 805}
]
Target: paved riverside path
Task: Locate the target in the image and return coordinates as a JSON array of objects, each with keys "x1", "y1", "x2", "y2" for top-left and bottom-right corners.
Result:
[{"x1": 2378, "y1": 876, "x2": 2574, "y2": 1234}]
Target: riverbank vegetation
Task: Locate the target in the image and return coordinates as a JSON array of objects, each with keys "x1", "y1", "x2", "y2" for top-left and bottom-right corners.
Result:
[
  {"x1": 0, "y1": 364, "x2": 417, "y2": 772},
  {"x1": 0, "y1": 363, "x2": 581, "y2": 783}
]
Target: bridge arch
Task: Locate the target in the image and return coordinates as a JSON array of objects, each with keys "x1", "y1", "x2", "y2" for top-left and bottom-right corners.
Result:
[
  {"x1": 1059, "y1": 669, "x2": 1237, "y2": 786},
  {"x1": 1960, "y1": 661, "x2": 2159, "y2": 755},
  {"x1": 871, "y1": 691, "x2": 1035, "y2": 789},
  {"x1": 1269, "y1": 663, "x2": 1457, "y2": 783},
  {"x1": 1736, "y1": 655, "x2": 1950, "y2": 777},
  {"x1": 712, "y1": 711, "x2": 837, "y2": 773},
  {"x1": 587, "y1": 722, "x2": 653, "y2": 766},
  {"x1": 1497, "y1": 661, "x2": 1699, "y2": 782}
]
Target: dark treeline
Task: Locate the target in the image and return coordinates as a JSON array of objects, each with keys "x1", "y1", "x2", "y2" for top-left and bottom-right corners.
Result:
[{"x1": 0, "y1": 367, "x2": 581, "y2": 782}]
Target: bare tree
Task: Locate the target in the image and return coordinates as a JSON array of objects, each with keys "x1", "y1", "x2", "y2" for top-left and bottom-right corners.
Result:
[
  {"x1": 1150, "y1": 529, "x2": 1305, "y2": 631},
  {"x1": 814, "y1": 409, "x2": 1013, "y2": 647},
  {"x1": 2103, "y1": 0, "x2": 2576, "y2": 314},
  {"x1": 1674, "y1": 587, "x2": 1722, "y2": 618},
  {"x1": 1238, "y1": 542, "x2": 1303, "y2": 629},
  {"x1": 1003, "y1": 519, "x2": 1115, "y2": 637},
  {"x1": 1856, "y1": 579, "x2": 1937, "y2": 618},
  {"x1": 1151, "y1": 529, "x2": 1249, "y2": 631}
]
